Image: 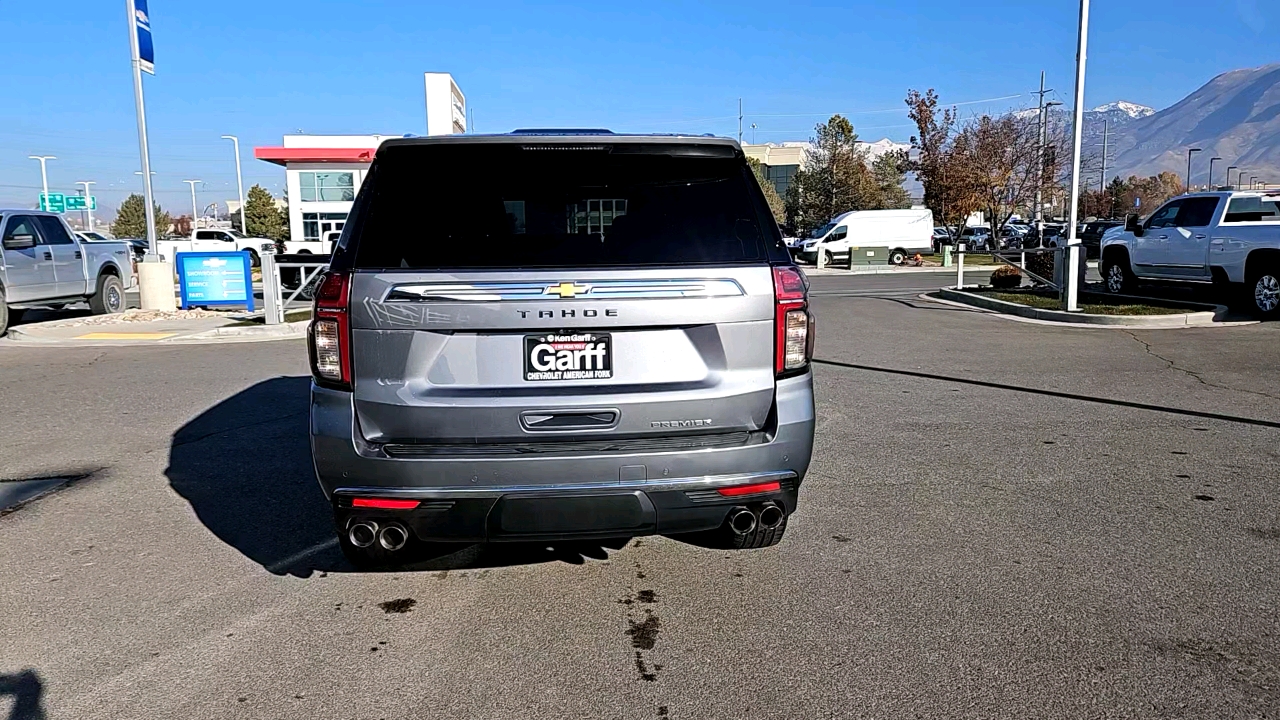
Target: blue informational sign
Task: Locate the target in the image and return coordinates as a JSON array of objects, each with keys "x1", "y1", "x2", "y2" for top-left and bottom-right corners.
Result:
[
  {"x1": 134, "y1": 0, "x2": 155, "y2": 75},
  {"x1": 176, "y1": 251, "x2": 255, "y2": 311}
]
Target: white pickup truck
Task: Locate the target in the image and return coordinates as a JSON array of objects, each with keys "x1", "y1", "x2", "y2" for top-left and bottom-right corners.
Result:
[
  {"x1": 284, "y1": 230, "x2": 340, "y2": 257},
  {"x1": 156, "y1": 228, "x2": 278, "y2": 266},
  {"x1": 1, "y1": 209, "x2": 136, "y2": 334},
  {"x1": 1100, "y1": 190, "x2": 1280, "y2": 316}
]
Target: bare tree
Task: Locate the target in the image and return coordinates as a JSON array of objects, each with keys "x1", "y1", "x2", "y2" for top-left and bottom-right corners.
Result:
[
  {"x1": 959, "y1": 114, "x2": 1042, "y2": 240},
  {"x1": 905, "y1": 89, "x2": 983, "y2": 245}
]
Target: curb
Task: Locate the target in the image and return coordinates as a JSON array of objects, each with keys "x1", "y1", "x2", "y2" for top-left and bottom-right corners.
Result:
[{"x1": 934, "y1": 287, "x2": 1229, "y2": 328}]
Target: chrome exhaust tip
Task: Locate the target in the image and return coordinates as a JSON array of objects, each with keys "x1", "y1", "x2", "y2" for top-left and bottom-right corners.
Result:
[
  {"x1": 728, "y1": 507, "x2": 757, "y2": 535},
  {"x1": 758, "y1": 503, "x2": 785, "y2": 530},
  {"x1": 378, "y1": 522, "x2": 409, "y2": 552},
  {"x1": 348, "y1": 521, "x2": 378, "y2": 549}
]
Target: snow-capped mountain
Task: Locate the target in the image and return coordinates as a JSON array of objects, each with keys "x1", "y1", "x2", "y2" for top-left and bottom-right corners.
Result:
[
  {"x1": 857, "y1": 138, "x2": 910, "y2": 160},
  {"x1": 1090, "y1": 101, "x2": 1156, "y2": 119}
]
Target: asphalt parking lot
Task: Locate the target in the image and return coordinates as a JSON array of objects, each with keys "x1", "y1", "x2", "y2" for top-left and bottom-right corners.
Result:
[{"x1": 4, "y1": 269, "x2": 1280, "y2": 719}]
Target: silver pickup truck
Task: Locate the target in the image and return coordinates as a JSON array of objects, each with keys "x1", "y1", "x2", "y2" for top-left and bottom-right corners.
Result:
[
  {"x1": 1, "y1": 209, "x2": 136, "y2": 334},
  {"x1": 1100, "y1": 190, "x2": 1280, "y2": 317}
]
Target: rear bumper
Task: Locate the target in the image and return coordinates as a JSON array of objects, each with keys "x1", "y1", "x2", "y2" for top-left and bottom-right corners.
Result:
[{"x1": 310, "y1": 373, "x2": 815, "y2": 541}]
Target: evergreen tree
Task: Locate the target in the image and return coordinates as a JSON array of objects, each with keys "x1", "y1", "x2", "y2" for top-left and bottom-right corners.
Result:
[
  {"x1": 746, "y1": 156, "x2": 786, "y2": 224},
  {"x1": 244, "y1": 184, "x2": 284, "y2": 240},
  {"x1": 871, "y1": 151, "x2": 912, "y2": 209},
  {"x1": 787, "y1": 115, "x2": 878, "y2": 235},
  {"x1": 110, "y1": 193, "x2": 171, "y2": 239}
]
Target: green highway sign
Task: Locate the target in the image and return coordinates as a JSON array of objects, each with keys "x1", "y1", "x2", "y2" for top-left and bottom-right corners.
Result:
[
  {"x1": 39, "y1": 193, "x2": 66, "y2": 213},
  {"x1": 65, "y1": 196, "x2": 97, "y2": 211}
]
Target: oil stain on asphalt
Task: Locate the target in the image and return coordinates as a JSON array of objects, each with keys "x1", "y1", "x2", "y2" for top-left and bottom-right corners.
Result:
[{"x1": 379, "y1": 598, "x2": 416, "y2": 614}]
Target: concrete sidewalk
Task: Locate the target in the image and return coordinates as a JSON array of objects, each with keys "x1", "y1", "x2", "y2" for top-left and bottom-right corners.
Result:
[
  {"x1": 4, "y1": 309, "x2": 308, "y2": 346},
  {"x1": 803, "y1": 264, "x2": 1002, "y2": 276}
]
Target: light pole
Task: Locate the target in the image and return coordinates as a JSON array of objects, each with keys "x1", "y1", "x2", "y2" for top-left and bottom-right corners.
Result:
[
  {"x1": 750, "y1": 123, "x2": 757, "y2": 145},
  {"x1": 1251, "y1": 176, "x2": 1259, "y2": 190},
  {"x1": 221, "y1": 135, "x2": 247, "y2": 233},
  {"x1": 1227, "y1": 166, "x2": 1238, "y2": 190},
  {"x1": 183, "y1": 180, "x2": 202, "y2": 229},
  {"x1": 29, "y1": 156, "x2": 56, "y2": 207},
  {"x1": 1062, "y1": 0, "x2": 1090, "y2": 312},
  {"x1": 1208, "y1": 157, "x2": 1222, "y2": 190},
  {"x1": 77, "y1": 181, "x2": 96, "y2": 231},
  {"x1": 1185, "y1": 148, "x2": 1202, "y2": 192}
]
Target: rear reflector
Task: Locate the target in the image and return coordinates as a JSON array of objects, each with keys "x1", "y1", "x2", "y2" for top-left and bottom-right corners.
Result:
[
  {"x1": 717, "y1": 481, "x2": 782, "y2": 497},
  {"x1": 351, "y1": 497, "x2": 420, "y2": 510}
]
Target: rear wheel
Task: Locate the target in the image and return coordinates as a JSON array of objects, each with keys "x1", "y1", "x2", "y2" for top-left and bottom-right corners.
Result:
[
  {"x1": 1249, "y1": 266, "x2": 1280, "y2": 318},
  {"x1": 888, "y1": 248, "x2": 907, "y2": 265},
  {"x1": 1100, "y1": 254, "x2": 1135, "y2": 294},
  {"x1": 89, "y1": 274, "x2": 125, "y2": 315}
]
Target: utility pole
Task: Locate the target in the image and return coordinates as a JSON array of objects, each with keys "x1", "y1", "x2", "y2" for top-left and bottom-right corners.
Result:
[
  {"x1": 737, "y1": 98, "x2": 743, "y2": 144},
  {"x1": 1032, "y1": 72, "x2": 1054, "y2": 243},
  {"x1": 1185, "y1": 148, "x2": 1202, "y2": 192},
  {"x1": 29, "y1": 156, "x2": 55, "y2": 206},
  {"x1": 77, "y1": 181, "x2": 96, "y2": 231},
  {"x1": 1063, "y1": 0, "x2": 1090, "y2": 312},
  {"x1": 183, "y1": 180, "x2": 202, "y2": 230},
  {"x1": 221, "y1": 135, "x2": 247, "y2": 234}
]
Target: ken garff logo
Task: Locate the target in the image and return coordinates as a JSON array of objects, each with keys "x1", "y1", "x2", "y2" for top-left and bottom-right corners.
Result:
[{"x1": 545, "y1": 282, "x2": 590, "y2": 299}]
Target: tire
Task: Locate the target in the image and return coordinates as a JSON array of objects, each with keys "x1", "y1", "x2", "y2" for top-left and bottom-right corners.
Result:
[
  {"x1": 1248, "y1": 266, "x2": 1280, "y2": 319},
  {"x1": 822, "y1": 250, "x2": 834, "y2": 267},
  {"x1": 0, "y1": 291, "x2": 9, "y2": 337},
  {"x1": 246, "y1": 249, "x2": 261, "y2": 268},
  {"x1": 888, "y1": 249, "x2": 907, "y2": 266},
  {"x1": 89, "y1": 274, "x2": 126, "y2": 315},
  {"x1": 1100, "y1": 254, "x2": 1135, "y2": 294}
]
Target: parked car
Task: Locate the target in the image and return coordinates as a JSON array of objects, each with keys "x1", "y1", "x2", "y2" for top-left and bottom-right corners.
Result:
[
  {"x1": 156, "y1": 228, "x2": 277, "y2": 266},
  {"x1": 1100, "y1": 191, "x2": 1280, "y2": 316},
  {"x1": 958, "y1": 225, "x2": 992, "y2": 251},
  {"x1": 797, "y1": 208, "x2": 935, "y2": 266},
  {"x1": 75, "y1": 230, "x2": 113, "y2": 243},
  {"x1": 1, "y1": 210, "x2": 136, "y2": 334},
  {"x1": 309, "y1": 131, "x2": 816, "y2": 568},
  {"x1": 1080, "y1": 220, "x2": 1123, "y2": 258}
]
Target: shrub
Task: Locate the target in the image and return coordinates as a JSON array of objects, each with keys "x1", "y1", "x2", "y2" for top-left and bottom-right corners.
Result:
[
  {"x1": 989, "y1": 265, "x2": 1023, "y2": 289},
  {"x1": 1026, "y1": 252, "x2": 1054, "y2": 283}
]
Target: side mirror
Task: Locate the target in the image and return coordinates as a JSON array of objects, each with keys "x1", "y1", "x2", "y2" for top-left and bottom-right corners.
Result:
[
  {"x1": 1124, "y1": 214, "x2": 1143, "y2": 236},
  {"x1": 3, "y1": 233, "x2": 37, "y2": 251}
]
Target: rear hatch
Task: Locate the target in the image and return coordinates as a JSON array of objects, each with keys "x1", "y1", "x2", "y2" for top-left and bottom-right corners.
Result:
[{"x1": 334, "y1": 137, "x2": 790, "y2": 451}]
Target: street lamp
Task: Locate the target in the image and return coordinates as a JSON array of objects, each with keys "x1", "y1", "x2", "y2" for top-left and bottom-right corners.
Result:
[
  {"x1": 1251, "y1": 176, "x2": 1259, "y2": 190},
  {"x1": 1185, "y1": 148, "x2": 1201, "y2": 192},
  {"x1": 28, "y1": 156, "x2": 56, "y2": 207},
  {"x1": 750, "y1": 123, "x2": 757, "y2": 145},
  {"x1": 1208, "y1": 157, "x2": 1222, "y2": 189},
  {"x1": 221, "y1": 135, "x2": 247, "y2": 233},
  {"x1": 76, "y1": 181, "x2": 96, "y2": 232},
  {"x1": 1226, "y1": 165, "x2": 1238, "y2": 190},
  {"x1": 183, "y1": 180, "x2": 202, "y2": 230}
]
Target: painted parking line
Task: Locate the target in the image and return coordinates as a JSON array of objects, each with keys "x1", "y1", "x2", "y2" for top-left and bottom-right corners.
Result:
[{"x1": 75, "y1": 332, "x2": 178, "y2": 340}]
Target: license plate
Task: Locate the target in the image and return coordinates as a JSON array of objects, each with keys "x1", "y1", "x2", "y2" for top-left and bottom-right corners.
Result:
[{"x1": 524, "y1": 332, "x2": 613, "y2": 381}]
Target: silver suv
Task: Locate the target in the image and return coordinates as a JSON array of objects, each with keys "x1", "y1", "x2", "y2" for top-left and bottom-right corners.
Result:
[{"x1": 308, "y1": 131, "x2": 816, "y2": 567}]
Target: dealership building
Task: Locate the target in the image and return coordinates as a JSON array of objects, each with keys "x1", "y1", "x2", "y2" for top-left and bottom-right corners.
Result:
[{"x1": 254, "y1": 72, "x2": 465, "y2": 247}]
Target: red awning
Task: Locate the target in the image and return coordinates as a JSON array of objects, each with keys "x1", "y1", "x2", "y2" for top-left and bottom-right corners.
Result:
[{"x1": 253, "y1": 147, "x2": 376, "y2": 166}]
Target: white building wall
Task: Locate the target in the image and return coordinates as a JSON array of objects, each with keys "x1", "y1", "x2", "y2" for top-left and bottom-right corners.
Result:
[
  {"x1": 285, "y1": 161, "x2": 371, "y2": 246},
  {"x1": 424, "y1": 72, "x2": 466, "y2": 136}
]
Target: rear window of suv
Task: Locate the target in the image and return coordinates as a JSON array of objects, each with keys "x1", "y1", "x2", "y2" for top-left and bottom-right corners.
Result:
[{"x1": 346, "y1": 142, "x2": 780, "y2": 270}]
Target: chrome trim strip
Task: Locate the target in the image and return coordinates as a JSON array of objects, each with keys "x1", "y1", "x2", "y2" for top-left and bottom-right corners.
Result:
[
  {"x1": 383, "y1": 278, "x2": 746, "y2": 302},
  {"x1": 334, "y1": 469, "x2": 795, "y2": 498}
]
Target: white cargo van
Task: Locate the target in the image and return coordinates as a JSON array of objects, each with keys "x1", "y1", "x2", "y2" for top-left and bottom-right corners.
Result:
[{"x1": 798, "y1": 208, "x2": 935, "y2": 266}]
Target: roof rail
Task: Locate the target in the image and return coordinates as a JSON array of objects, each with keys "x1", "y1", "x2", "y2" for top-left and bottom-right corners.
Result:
[{"x1": 509, "y1": 128, "x2": 615, "y2": 135}]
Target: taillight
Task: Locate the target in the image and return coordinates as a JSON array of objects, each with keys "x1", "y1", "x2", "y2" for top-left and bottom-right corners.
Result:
[
  {"x1": 309, "y1": 271, "x2": 351, "y2": 388},
  {"x1": 773, "y1": 266, "x2": 812, "y2": 375}
]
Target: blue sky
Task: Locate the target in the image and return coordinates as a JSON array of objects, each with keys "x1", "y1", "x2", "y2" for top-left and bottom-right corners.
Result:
[{"x1": 0, "y1": 0, "x2": 1275, "y2": 216}]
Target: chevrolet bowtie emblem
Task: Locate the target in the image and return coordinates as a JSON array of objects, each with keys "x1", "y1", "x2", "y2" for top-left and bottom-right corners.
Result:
[{"x1": 547, "y1": 282, "x2": 589, "y2": 298}]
